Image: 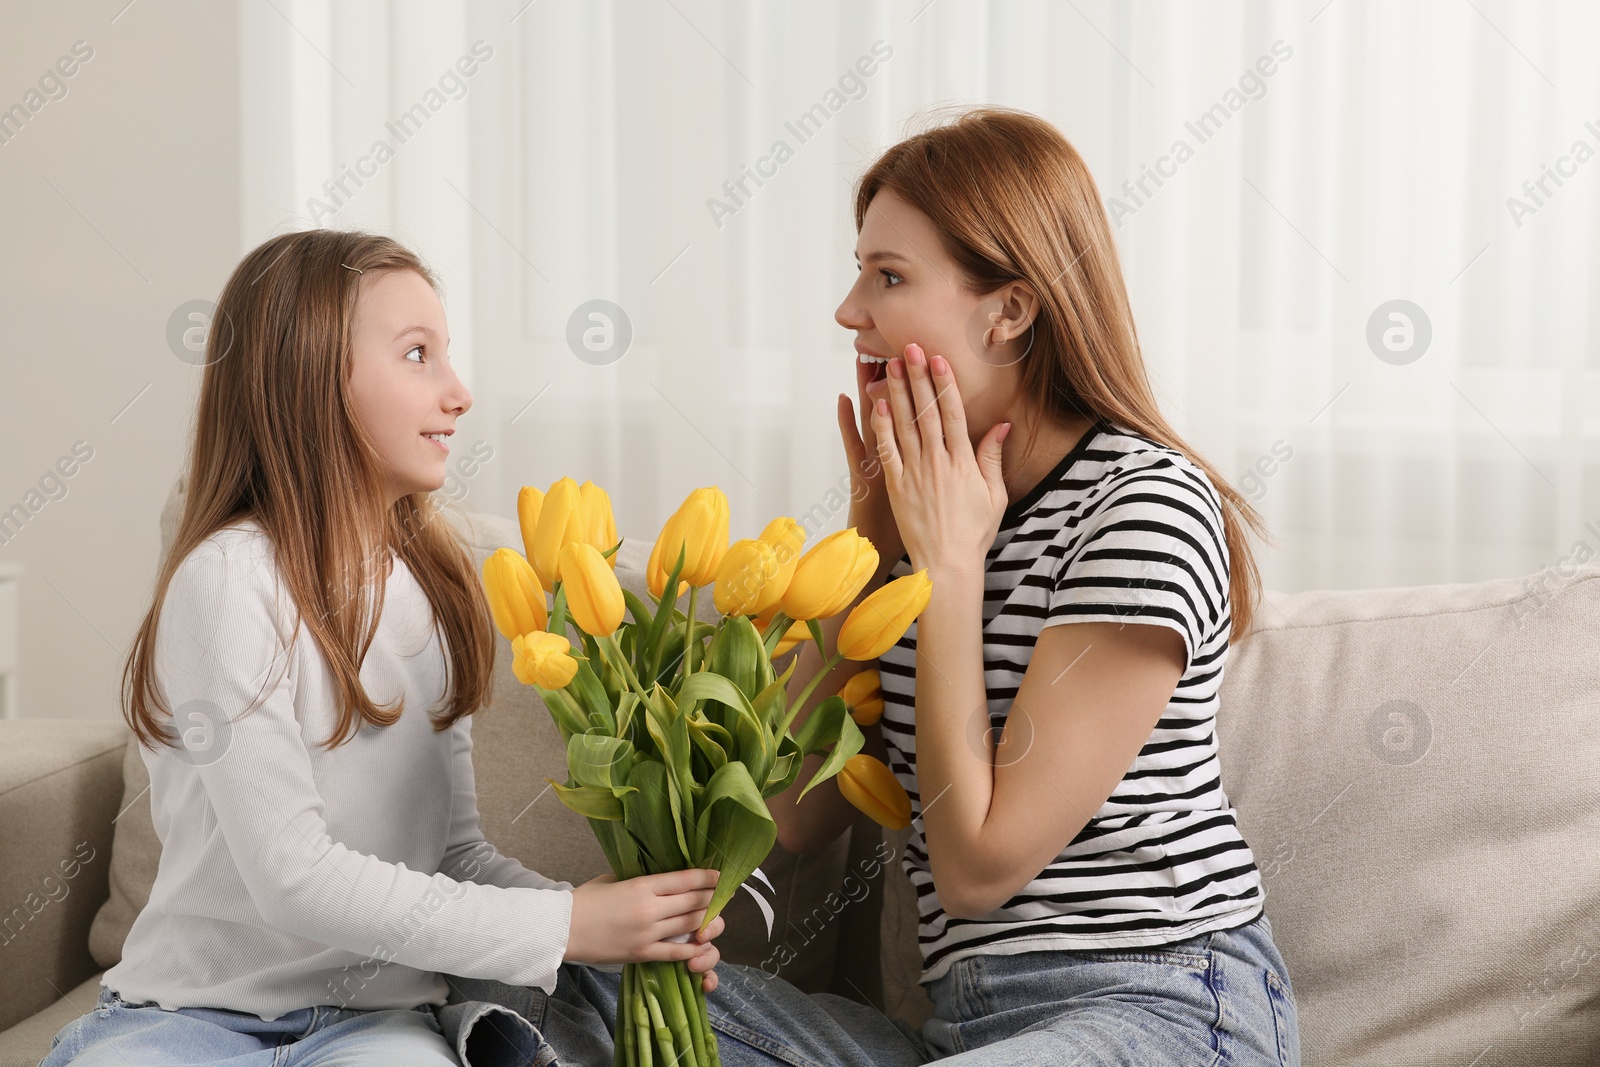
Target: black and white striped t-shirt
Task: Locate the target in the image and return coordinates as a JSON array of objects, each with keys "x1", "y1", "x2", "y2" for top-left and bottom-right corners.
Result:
[{"x1": 877, "y1": 416, "x2": 1264, "y2": 983}]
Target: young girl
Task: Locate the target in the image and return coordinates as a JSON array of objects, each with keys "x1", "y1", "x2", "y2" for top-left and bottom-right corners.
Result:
[
  {"x1": 765, "y1": 107, "x2": 1305, "y2": 1065},
  {"x1": 38, "y1": 230, "x2": 742, "y2": 1067}
]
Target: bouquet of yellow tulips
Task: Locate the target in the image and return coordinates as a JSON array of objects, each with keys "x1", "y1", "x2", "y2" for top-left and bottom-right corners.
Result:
[{"x1": 481, "y1": 478, "x2": 929, "y2": 1067}]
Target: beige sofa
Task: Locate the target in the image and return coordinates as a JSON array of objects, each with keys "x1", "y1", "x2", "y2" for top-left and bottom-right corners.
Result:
[{"x1": 2, "y1": 484, "x2": 1597, "y2": 1066}]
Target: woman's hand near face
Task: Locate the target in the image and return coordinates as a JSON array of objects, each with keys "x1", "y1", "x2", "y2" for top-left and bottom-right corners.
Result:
[
  {"x1": 838, "y1": 390, "x2": 905, "y2": 567},
  {"x1": 872, "y1": 342, "x2": 1011, "y2": 577}
]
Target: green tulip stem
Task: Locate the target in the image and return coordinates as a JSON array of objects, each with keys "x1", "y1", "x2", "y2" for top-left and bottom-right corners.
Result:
[
  {"x1": 680, "y1": 585, "x2": 700, "y2": 686},
  {"x1": 695, "y1": 973, "x2": 720, "y2": 1067},
  {"x1": 643, "y1": 969, "x2": 679, "y2": 1065},
  {"x1": 655, "y1": 962, "x2": 697, "y2": 1064},
  {"x1": 632, "y1": 982, "x2": 653, "y2": 1067},
  {"x1": 676, "y1": 964, "x2": 710, "y2": 1066},
  {"x1": 599, "y1": 633, "x2": 651, "y2": 704},
  {"x1": 776, "y1": 650, "x2": 845, "y2": 740},
  {"x1": 619, "y1": 964, "x2": 637, "y2": 1067},
  {"x1": 759, "y1": 610, "x2": 789, "y2": 643}
]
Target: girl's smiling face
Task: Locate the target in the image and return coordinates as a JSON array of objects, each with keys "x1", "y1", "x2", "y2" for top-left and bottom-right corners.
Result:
[
  {"x1": 347, "y1": 268, "x2": 472, "y2": 508},
  {"x1": 835, "y1": 189, "x2": 1039, "y2": 448}
]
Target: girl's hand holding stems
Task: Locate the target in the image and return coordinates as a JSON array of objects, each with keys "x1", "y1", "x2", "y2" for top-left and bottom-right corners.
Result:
[{"x1": 567, "y1": 869, "x2": 726, "y2": 992}]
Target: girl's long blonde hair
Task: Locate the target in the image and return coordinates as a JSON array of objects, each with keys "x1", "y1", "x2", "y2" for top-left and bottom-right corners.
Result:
[
  {"x1": 122, "y1": 230, "x2": 495, "y2": 753},
  {"x1": 857, "y1": 107, "x2": 1274, "y2": 644}
]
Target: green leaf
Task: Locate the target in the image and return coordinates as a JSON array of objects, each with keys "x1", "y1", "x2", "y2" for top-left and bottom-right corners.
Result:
[
  {"x1": 735, "y1": 707, "x2": 774, "y2": 790},
  {"x1": 645, "y1": 687, "x2": 696, "y2": 866},
  {"x1": 793, "y1": 695, "x2": 848, "y2": 758},
  {"x1": 589, "y1": 816, "x2": 645, "y2": 879},
  {"x1": 807, "y1": 617, "x2": 827, "y2": 653},
  {"x1": 615, "y1": 691, "x2": 641, "y2": 743},
  {"x1": 654, "y1": 628, "x2": 686, "y2": 690},
  {"x1": 567, "y1": 734, "x2": 636, "y2": 793},
  {"x1": 707, "y1": 614, "x2": 766, "y2": 701},
  {"x1": 756, "y1": 629, "x2": 776, "y2": 693},
  {"x1": 549, "y1": 583, "x2": 569, "y2": 639},
  {"x1": 537, "y1": 686, "x2": 589, "y2": 741},
  {"x1": 686, "y1": 716, "x2": 730, "y2": 771},
  {"x1": 690, "y1": 761, "x2": 777, "y2": 923},
  {"x1": 676, "y1": 672, "x2": 760, "y2": 730},
  {"x1": 644, "y1": 543, "x2": 689, "y2": 676},
  {"x1": 753, "y1": 656, "x2": 799, "y2": 733},
  {"x1": 563, "y1": 659, "x2": 611, "y2": 735},
  {"x1": 622, "y1": 761, "x2": 686, "y2": 871},
  {"x1": 588, "y1": 630, "x2": 624, "y2": 710},
  {"x1": 764, "y1": 732, "x2": 802, "y2": 794},
  {"x1": 765, "y1": 754, "x2": 798, "y2": 793},
  {"x1": 760, "y1": 609, "x2": 791, "y2": 659},
  {"x1": 796, "y1": 713, "x2": 866, "y2": 803},
  {"x1": 622, "y1": 589, "x2": 656, "y2": 632},
  {"x1": 548, "y1": 779, "x2": 625, "y2": 821}
]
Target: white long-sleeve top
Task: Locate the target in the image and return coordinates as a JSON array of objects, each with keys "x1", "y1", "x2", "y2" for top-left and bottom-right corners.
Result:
[{"x1": 102, "y1": 519, "x2": 575, "y2": 1020}]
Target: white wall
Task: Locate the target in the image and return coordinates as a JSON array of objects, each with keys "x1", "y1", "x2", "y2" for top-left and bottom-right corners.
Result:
[{"x1": 0, "y1": 1, "x2": 240, "y2": 721}]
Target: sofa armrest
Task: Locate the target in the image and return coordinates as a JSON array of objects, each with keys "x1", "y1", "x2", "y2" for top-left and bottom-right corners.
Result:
[{"x1": 0, "y1": 719, "x2": 129, "y2": 1032}]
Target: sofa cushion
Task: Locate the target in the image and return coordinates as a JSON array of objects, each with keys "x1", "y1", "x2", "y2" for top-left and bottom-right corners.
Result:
[
  {"x1": 1210, "y1": 561, "x2": 1600, "y2": 1066},
  {"x1": 86, "y1": 734, "x2": 155, "y2": 969},
  {"x1": 89, "y1": 480, "x2": 849, "y2": 996},
  {"x1": 0, "y1": 972, "x2": 104, "y2": 1067},
  {"x1": 0, "y1": 720, "x2": 126, "y2": 1035}
]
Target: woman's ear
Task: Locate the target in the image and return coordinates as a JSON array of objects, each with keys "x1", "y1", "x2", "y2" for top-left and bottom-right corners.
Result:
[{"x1": 992, "y1": 282, "x2": 1041, "y2": 343}]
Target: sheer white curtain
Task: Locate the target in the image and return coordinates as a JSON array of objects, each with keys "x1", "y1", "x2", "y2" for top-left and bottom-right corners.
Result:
[{"x1": 238, "y1": 0, "x2": 1599, "y2": 593}]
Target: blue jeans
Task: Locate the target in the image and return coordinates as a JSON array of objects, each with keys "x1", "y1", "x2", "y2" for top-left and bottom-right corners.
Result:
[
  {"x1": 40, "y1": 987, "x2": 459, "y2": 1066},
  {"x1": 911, "y1": 911, "x2": 1302, "y2": 1066},
  {"x1": 556, "y1": 911, "x2": 1300, "y2": 1066},
  {"x1": 42, "y1": 913, "x2": 1298, "y2": 1066},
  {"x1": 39, "y1": 973, "x2": 896, "y2": 1067}
]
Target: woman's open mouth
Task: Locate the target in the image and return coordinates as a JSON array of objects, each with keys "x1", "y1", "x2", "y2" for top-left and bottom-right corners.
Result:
[{"x1": 857, "y1": 352, "x2": 890, "y2": 391}]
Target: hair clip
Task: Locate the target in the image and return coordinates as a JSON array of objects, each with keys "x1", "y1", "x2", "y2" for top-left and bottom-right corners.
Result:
[{"x1": 341, "y1": 263, "x2": 363, "y2": 274}]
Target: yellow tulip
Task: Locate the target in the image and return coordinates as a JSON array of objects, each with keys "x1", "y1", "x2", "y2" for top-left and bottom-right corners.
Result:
[
  {"x1": 559, "y1": 541, "x2": 625, "y2": 637},
  {"x1": 770, "y1": 620, "x2": 810, "y2": 658},
  {"x1": 647, "y1": 487, "x2": 729, "y2": 596},
  {"x1": 713, "y1": 538, "x2": 787, "y2": 617},
  {"x1": 836, "y1": 754, "x2": 911, "y2": 830},
  {"x1": 780, "y1": 529, "x2": 879, "y2": 621},
  {"x1": 758, "y1": 517, "x2": 806, "y2": 583},
  {"x1": 578, "y1": 481, "x2": 619, "y2": 568},
  {"x1": 511, "y1": 630, "x2": 580, "y2": 689},
  {"x1": 824, "y1": 547, "x2": 883, "y2": 618},
  {"x1": 839, "y1": 669, "x2": 885, "y2": 726},
  {"x1": 516, "y1": 486, "x2": 545, "y2": 565},
  {"x1": 646, "y1": 535, "x2": 690, "y2": 601},
  {"x1": 481, "y1": 548, "x2": 548, "y2": 641},
  {"x1": 837, "y1": 570, "x2": 934, "y2": 662},
  {"x1": 530, "y1": 477, "x2": 584, "y2": 591}
]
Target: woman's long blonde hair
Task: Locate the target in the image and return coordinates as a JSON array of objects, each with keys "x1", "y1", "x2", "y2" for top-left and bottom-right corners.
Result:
[
  {"x1": 857, "y1": 107, "x2": 1274, "y2": 643},
  {"x1": 121, "y1": 230, "x2": 495, "y2": 753}
]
